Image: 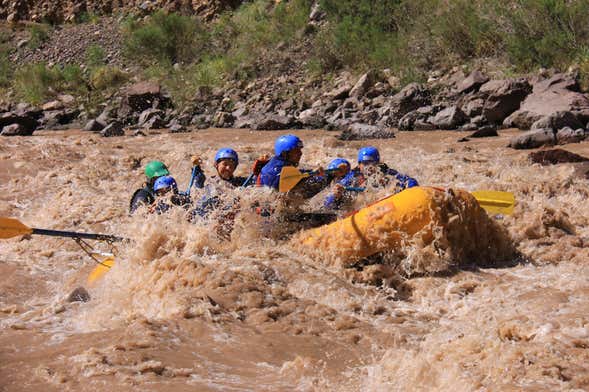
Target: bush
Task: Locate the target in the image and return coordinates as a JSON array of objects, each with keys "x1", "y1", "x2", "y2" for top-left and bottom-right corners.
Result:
[
  {"x1": 28, "y1": 23, "x2": 51, "y2": 49},
  {"x1": 123, "y1": 11, "x2": 207, "y2": 66},
  {"x1": 85, "y1": 44, "x2": 106, "y2": 68},
  {"x1": 499, "y1": 0, "x2": 589, "y2": 70},
  {"x1": 90, "y1": 66, "x2": 128, "y2": 90},
  {"x1": 13, "y1": 63, "x2": 86, "y2": 104}
]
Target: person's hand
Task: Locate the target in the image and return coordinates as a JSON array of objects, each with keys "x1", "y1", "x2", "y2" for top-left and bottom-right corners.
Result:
[
  {"x1": 333, "y1": 183, "x2": 345, "y2": 198},
  {"x1": 316, "y1": 166, "x2": 325, "y2": 178},
  {"x1": 191, "y1": 155, "x2": 202, "y2": 167}
]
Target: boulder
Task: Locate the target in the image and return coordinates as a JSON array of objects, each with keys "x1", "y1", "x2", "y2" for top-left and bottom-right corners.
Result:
[
  {"x1": 169, "y1": 123, "x2": 189, "y2": 133},
  {"x1": 398, "y1": 111, "x2": 420, "y2": 131},
  {"x1": 84, "y1": 119, "x2": 105, "y2": 132},
  {"x1": 481, "y1": 78, "x2": 532, "y2": 124},
  {"x1": 390, "y1": 83, "x2": 431, "y2": 118},
  {"x1": 529, "y1": 148, "x2": 589, "y2": 165},
  {"x1": 530, "y1": 111, "x2": 583, "y2": 131},
  {"x1": 119, "y1": 81, "x2": 172, "y2": 118},
  {"x1": 298, "y1": 108, "x2": 325, "y2": 128},
  {"x1": 556, "y1": 127, "x2": 589, "y2": 144},
  {"x1": 100, "y1": 121, "x2": 124, "y2": 137},
  {"x1": 0, "y1": 112, "x2": 39, "y2": 132},
  {"x1": 40, "y1": 109, "x2": 80, "y2": 129},
  {"x1": 503, "y1": 75, "x2": 589, "y2": 129},
  {"x1": 456, "y1": 70, "x2": 489, "y2": 94},
  {"x1": 1, "y1": 123, "x2": 33, "y2": 136},
  {"x1": 41, "y1": 100, "x2": 64, "y2": 111},
  {"x1": 326, "y1": 85, "x2": 351, "y2": 101},
  {"x1": 138, "y1": 108, "x2": 164, "y2": 127},
  {"x1": 251, "y1": 114, "x2": 294, "y2": 130},
  {"x1": 508, "y1": 129, "x2": 556, "y2": 149},
  {"x1": 461, "y1": 97, "x2": 485, "y2": 117},
  {"x1": 349, "y1": 71, "x2": 376, "y2": 98},
  {"x1": 413, "y1": 120, "x2": 436, "y2": 131},
  {"x1": 338, "y1": 123, "x2": 395, "y2": 140},
  {"x1": 429, "y1": 106, "x2": 467, "y2": 130},
  {"x1": 142, "y1": 116, "x2": 166, "y2": 130},
  {"x1": 469, "y1": 126, "x2": 498, "y2": 138},
  {"x1": 212, "y1": 111, "x2": 235, "y2": 128}
]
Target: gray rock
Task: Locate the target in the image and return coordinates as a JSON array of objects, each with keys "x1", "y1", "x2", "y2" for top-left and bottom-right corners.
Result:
[
  {"x1": 339, "y1": 123, "x2": 395, "y2": 140},
  {"x1": 349, "y1": 71, "x2": 376, "y2": 98},
  {"x1": 298, "y1": 108, "x2": 325, "y2": 128},
  {"x1": 119, "y1": 81, "x2": 172, "y2": 119},
  {"x1": 508, "y1": 129, "x2": 556, "y2": 149},
  {"x1": 456, "y1": 70, "x2": 489, "y2": 94},
  {"x1": 503, "y1": 76, "x2": 589, "y2": 129},
  {"x1": 429, "y1": 106, "x2": 467, "y2": 130},
  {"x1": 138, "y1": 108, "x2": 164, "y2": 127},
  {"x1": 0, "y1": 112, "x2": 39, "y2": 132},
  {"x1": 556, "y1": 127, "x2": 589, "y2": 144},
  {"x1": 212, "y1": 111, "x2": 235, "y2": 128},
  {"x1": 390, "y1": 83, "x2": 431, "y2": 118},
  {"x1": 481, "y1": 78, "x2": 532, "y2": 124},
  {"x1": 530, "y1": 111, "x2": 583, "y2": 131},
  {"x1": 459, "y1": 123, "x2": 478, "y2": 132},
  {"x1": 325, "y1": 85, "x2": 351, "y2": 100},
  {"x1": 462, "y1": 98, "x2": 485, "y2": 117},
  {"x1": 41, "y1": 100, "x2": 64, "y2": 111},
  {"x1": 169, "y1": 123, "x2": 189, "y2": 133},
  {"x1": 251, "y1": 114, "x2": 294, "y2": 130},
  {"x1": 83, "y1": 119, "x2": 105, "y2": 132},
  {"x1": 469, "y1": 126, "x2": 498, "y2": 138},
  {"x1": 100, "y1": 121, "x2": 124, "y2": 137},
  {"x1": 142, "y1": 116, "x2": 165, "y2": 130},
  {"x1": 413, "y1": 120, "x2": 436, "y2": 131},
  {"x1": 1, "y1": 123, "x2": 33, "y2": 136}
]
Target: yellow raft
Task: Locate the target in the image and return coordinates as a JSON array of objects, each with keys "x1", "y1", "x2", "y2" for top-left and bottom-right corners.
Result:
[{"x1": 295, "y1": 186, "x2": 492, "y2": 266}]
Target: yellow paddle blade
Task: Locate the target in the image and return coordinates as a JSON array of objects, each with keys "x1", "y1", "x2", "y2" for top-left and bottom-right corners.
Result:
[
  {"x1": 87, "y1": 256, "x2": 115, "y2": 285},
  {"x1": 279, "y1": 166, "x2": 310, "y2": 193},
  {"x1": 471, "y1": 190, "x2": 515, "y2": 215},
  {"x1": 0, "y1": 217, "x2": 33, "y2": 239}
]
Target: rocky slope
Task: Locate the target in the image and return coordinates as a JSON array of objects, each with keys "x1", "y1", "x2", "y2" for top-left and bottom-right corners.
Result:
[{"x1": 0, "y1": 0, "x2": 242, "y2": 23}]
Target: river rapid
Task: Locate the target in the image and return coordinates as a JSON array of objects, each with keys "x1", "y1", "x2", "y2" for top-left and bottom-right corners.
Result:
[{"x1": 1, "y1": 128, "x2": 589, "y2": 391}]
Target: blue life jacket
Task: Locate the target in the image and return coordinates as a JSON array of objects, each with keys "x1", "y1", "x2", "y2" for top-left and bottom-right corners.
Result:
[{"x1": 258, "y1": 155, "x2": 289, "y2": 190}]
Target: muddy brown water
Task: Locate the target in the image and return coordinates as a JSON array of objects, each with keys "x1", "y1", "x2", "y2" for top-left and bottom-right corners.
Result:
[{"x1": 1, "y1": 128, "x2": 589, "y2": 391}]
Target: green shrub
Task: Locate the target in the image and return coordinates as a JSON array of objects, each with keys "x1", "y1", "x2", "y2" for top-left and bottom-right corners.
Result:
[
  {"x1": 85, "y1": 44, "x2": 106, "y2": 68},
  {"x1": 499, "y1": 0, "x2": 589, "y2": 70},
  {"x1": 0, "y1": 49, "x2": 11, "y2": 88},
  {"x1": 123, "y1": 11, "x2": 207, "y2": 66},
  {"x1": 28, "y1": 23, "x2": 51, "y2": 49},
  {"x1": 13, "y1": 63, "x2": 86, "y2": 104},
  {"x1": 90, "y1": 66, "x2": 128, "y2": 90}
]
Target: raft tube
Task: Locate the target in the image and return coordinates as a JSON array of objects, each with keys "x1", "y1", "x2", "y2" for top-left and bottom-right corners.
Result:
[{"x1": 296, "y1": 186, "x2": 483, "y2": 265}]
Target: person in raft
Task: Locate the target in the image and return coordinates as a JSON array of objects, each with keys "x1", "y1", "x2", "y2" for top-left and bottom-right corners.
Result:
[
  {"x1": 129, "y1": 160, "x2": 170, "y2": 214},
  {"x1": 342, "y1": 146, "x2": 419, "y2": 191},
  {"x1": 192, "y1": 148, "x2": 249, "y2": 217},
  {"x1": 323, "y1": 158, "x2": 353, "y2": 210},
  {"x1": 148, "y1": 175, "x2": 188, "y2": 214},
  {"x1": 258, "y1": 134, "x2": 329, "y2": 199}
]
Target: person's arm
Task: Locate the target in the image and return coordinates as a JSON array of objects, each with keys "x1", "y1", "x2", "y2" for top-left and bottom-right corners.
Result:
[
  {"x1": 129, "y1": 189, "x2": 153, "y2": 214},
  {"x1": 381, "y1": 164, "x2": 419, "y2": 189}
]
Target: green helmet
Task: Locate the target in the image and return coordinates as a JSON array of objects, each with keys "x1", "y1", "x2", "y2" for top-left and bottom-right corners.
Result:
[{"x1": 145, "y1": 161, "x2": 169, "y2": 179}]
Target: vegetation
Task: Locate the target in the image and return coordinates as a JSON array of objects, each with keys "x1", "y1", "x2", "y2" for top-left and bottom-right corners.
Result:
[
  {"x1": 6, "y1": 0, "x2": 589, "y2": 106},
  {"x1": 28, "y1": 23, "x2": 51, "y2": 49}
]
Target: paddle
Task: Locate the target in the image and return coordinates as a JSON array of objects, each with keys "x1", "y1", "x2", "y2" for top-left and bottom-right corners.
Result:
[
  {"x1": 0, "y1": 217, "x2": 126, "y2": 242},
  {"x1": 278, "y1": 167, "x2": 516, "y2": 215},
  {"x1": 279, "y1": 166, "x2": 338, "y2": 193}
]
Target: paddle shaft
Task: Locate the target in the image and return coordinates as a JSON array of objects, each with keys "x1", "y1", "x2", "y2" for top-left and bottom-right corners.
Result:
[{"x1": 31, "y1": 228, "x2": 125, "y2": 242}]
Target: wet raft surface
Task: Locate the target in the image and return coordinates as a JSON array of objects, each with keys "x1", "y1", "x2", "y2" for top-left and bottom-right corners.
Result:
[{"x1": 1, "y1": 129, "x2": 589, "y2": 391}]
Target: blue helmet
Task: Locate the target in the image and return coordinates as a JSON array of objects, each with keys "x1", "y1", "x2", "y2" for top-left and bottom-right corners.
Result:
[
  {"x1": 358, "y1": 146, "x2": 380, "y2": 163},
  {"x1": 327, "y1": 158, "x2": 351, "y2": 171},
  {"x1": 153, "y1": 175, "x2": 177, "y2": 192},
  {"x1": 275, "y1": 134, "x2": 303, "y2": 156},
  {"x1": 214, "y1": 148, "x2": 239, "y2": 166}
]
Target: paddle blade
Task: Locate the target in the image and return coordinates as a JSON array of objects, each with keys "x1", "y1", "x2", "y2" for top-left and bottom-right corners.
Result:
[
  {"x1": 87, "y1": 256, "x2": 115, "y2": 285},
  {"x1": 0, "y1": 217, "x2": 33, "y2": 239},
  {"x1": 471, "y1": 190, "x2": 515, "y2": 215},
  {"x1": 279, "y1": 166, "x2": 309, "y2": 193}
]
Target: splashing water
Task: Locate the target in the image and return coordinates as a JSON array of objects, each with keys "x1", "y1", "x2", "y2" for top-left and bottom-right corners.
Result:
[{"x1": 1, "y1": 129, "x2": 589, "y2": 391}]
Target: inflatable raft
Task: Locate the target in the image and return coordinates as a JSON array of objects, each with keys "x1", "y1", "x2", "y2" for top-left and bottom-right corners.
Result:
[{"x1": 295, "y1": 186, "x2": 499, "y2": 267}]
